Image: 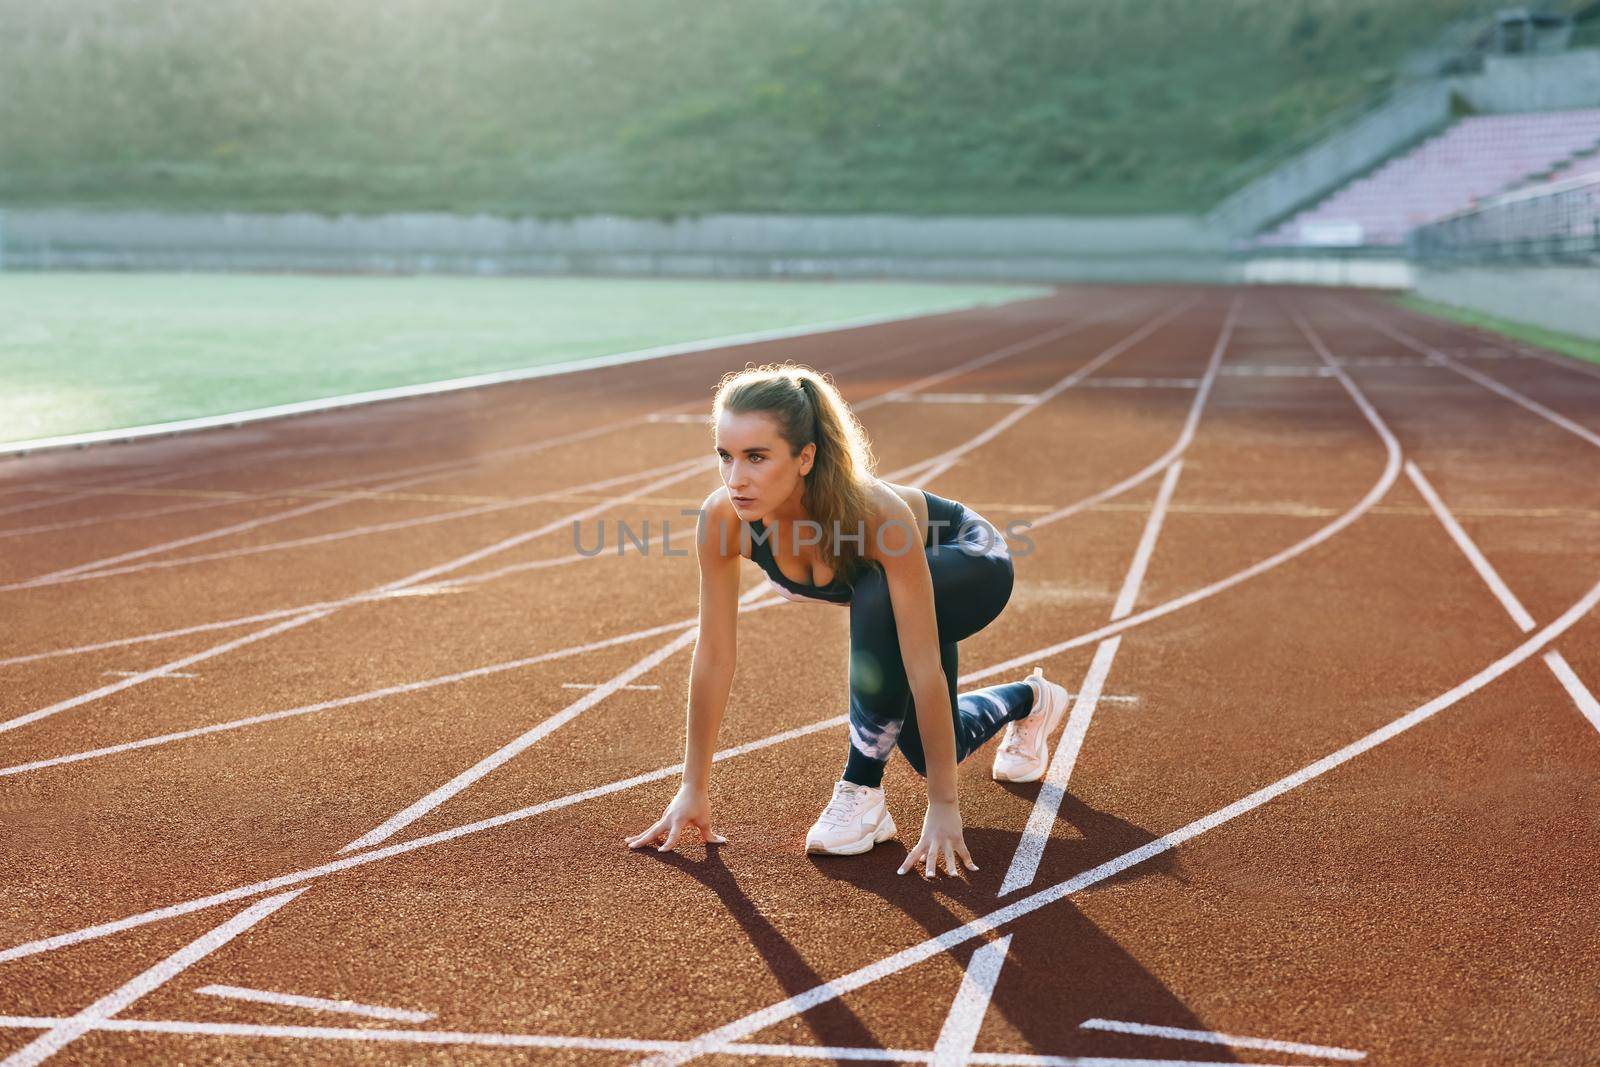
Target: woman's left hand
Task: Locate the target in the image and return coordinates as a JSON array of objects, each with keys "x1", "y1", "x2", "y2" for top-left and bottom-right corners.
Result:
[{"x1": 898, "y1": 799, "x2": 978, "y2": 878}]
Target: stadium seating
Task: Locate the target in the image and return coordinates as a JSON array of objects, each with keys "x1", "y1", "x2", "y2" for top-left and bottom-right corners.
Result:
[
  {"x1": 1256, "y1": 109, "x2": 1600, "y2": 247},
  {"x1": 1543, "y1": 159, "x2": 1600, "y2": 184}
]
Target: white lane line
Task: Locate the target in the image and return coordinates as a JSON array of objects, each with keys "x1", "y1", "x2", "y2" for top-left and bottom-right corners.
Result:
[
  {"x1": 1404, "y1": 463, "x2": 1537, "y2": 630},
  {"x1": 561, "y1": 683, "x2": 661, "y2": 691},
  {"x1": 0, "y1": 713, "x2": 852, "y2": 965},
  {"x1": 930, "y1": 935, "x2": 1011, "y2": 1067},
  {"x1": 1543, "y1": 651, "x2": 1600, "y2": 735},
  {"x1": 1346, "y1": 306, "x2": 1600, "y2": 451},
  {"x1": 340, "y1": 626, "x2": 702, "y2": 852},
  {"x1": 1079, "y1": 1018, "x2": 1365, "y2": 1061},
  {"x1": 0, "y1": 308, "x2": 1130, "y2": 759},
  {"x1": 0, "y1": 597, "x2": 787, "y2": 780},
  {"x1": 1217, "y1": 365, "x2": 1333, "y2": 378},
  {"x1": 1108, "y1": 463, "x2": 1181, "y2": 622},
  {"x1": 194, "y1": 983, "x2": 434, "y2": 1023},
  {"x1": 1333, "y1": 356, "x2": 1437, "y2": 368},
  {"x1": 1077, "y1": 378, "x2": 1201, "y2": 390},
  {"x1": 0, "y1": 890, "x2": 303, "y2": 1067},
  {"x1": 337, "y1": 302, "x2": 1191, "y2": 851},
  {"x1": 1406, "y1": 461, "x2": 1600, "y2": 733},
  {"x1": 0, "y1": 492, "x2": 271, "y2": 542},
  {"x1": 9, "y1": 301, "x2": 1103, "y2": 588},
  {"x1": 0, "y1": 311, "x2": 1244, "y2": 792},
  {"x1": 2, "y1": 459, "x2": 673, "y2": 590},
  {"x1": 884, "y1": 392, "x2": 1040, "y2": 405},
  {"x1": 3, "y1": 449, "x2": 704, "y2": 591},
  {"x1": 1438, "y1": 353, "x2": 1600, "y2": 451},
  {"x1": 0, "y1": 552, "x2": 589, "y2": 669},
  {"x1": 1380, "y1": 298, "x2": 1600, "y2": 383},
  {"x1": 11, "y1": 456, "x2": 581, "y2": 588},
  {"x1": 1000, "y1": 461, "x2": 1183, "y2": 896},
  {"x1": 0, "y1": 408, "x2": 673, "y2": 546},
  {"x1": 3, "y1": 295, "x2": 1561, "y2": 1055},
  {"x1": 0, "y1": 609, "x2": 343, "y2": 737},
  {"x1": 7, "y1": 398, "x2": 724, "y2": 589},
  {"x1": 1, "y1": 335, "x2": 1186, "y2": 672},
  {"x1": 852, "y1": 302, "x2": 1148, "y2": 415},
  {"x1": 0, "y1": 301, "x2": 1186, "y2": 940},
  {"x1": 0, "y1": 444, "x2": 390, "y2": 539},
  {"x1": 1024, "y1": 297, "x2": 1237, "y2": 531},
  {"x1": 0, "y1": 309, "x2": 1217, "y2": 780},
  {"x1": 634, "y1": 577, "x2": 1600, "y2": 1066},
  {"x1": 0, "y1": 1015, "x2": 1291, "y2": 1065},
  {"x1": 0, "y1": 442, "x2": 346, "y2": 523},
  {"x1": 963, "y1": 305, "x2": 1396, "y2": 685},
  {"x1": 0, "y1": 310, "x2": 1099, "y2": 679},
  {"x1": 0, "y1": 455, "x2": 713, "y2": 735},
  {"x1": 0, "y1": 307, "x2": 1011, "y2": 541},
  {"x1": 902, "y1": 301, "x2": 1197, "y2": 491},
  {"x1": 14, "y1": 566, "x2": 1599, "y2": 967},
  {"x1": 103, "y1": 670, "x2": 197, "y2": 679}
]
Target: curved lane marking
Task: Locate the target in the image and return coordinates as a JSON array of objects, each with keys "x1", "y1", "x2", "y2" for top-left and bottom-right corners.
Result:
[
  {"x1": 962, "y1": 309, "x2": 1400, "y2": 683},
  {"x1": 636, "y1": 576, "x2": 1600, "y2": 1065}
]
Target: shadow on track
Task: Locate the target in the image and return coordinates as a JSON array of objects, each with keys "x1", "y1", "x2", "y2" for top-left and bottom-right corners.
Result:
[
  {"x1": 655, "y1": 844, "x2": 887, "y2": 1059},
  {"x1": 804, "y1": 794, "x2": 1236, "y2": 1062}
]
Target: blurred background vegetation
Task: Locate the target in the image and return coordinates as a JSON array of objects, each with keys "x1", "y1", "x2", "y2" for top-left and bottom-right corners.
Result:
[{"x1": 0, "y1": 0, "x2": 1525, "y2": 216}]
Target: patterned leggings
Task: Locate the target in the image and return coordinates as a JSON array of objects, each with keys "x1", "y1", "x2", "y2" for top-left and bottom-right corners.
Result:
[{"x1": 842, "y1": 496, "x2": 1034, "y2": 788}]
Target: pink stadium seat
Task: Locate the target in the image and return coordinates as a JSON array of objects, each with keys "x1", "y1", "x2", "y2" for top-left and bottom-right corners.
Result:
[{"x1": 1255, "y1": 109, "x2": 1600, "y2": 247}]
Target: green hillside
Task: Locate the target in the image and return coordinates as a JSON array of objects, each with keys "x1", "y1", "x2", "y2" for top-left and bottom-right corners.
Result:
[{"x1": 0, "y1": 0, "x2": 1500, "y2": 216}]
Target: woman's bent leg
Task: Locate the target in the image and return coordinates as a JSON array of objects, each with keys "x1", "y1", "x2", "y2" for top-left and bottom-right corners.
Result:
[{"x1": 843, "y1": 543, "x2": 1032, "y2": 785}]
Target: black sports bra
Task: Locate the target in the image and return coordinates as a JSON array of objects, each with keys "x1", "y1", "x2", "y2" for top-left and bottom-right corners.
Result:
[{"x1": 746, "y1": 489, "x2": 965, "y2": 605}]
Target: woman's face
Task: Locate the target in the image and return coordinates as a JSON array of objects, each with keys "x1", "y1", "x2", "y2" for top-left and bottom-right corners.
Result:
[{"x1": 715, "y1": 410, "x2": 814, "y2": 519}]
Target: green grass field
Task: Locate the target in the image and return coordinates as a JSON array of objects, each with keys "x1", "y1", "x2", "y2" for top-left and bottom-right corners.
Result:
[
  {"x1": 1393, "y1": 294, "x2": 1600, "y2": 368},
  {"x1": 0, "y1": 273, "x2": 1043, "y2": 444},
  {"x1": 0, "y1": 0, "x2": 1507, "y2": 216}
]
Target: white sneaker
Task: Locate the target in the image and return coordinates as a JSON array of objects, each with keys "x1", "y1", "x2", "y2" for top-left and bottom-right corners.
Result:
[
  {"x1": 805, "y1": 781, "x2": 898, "y2": 855},
  {"x1": 991, "y1": 666, "x2": 1071, "y2": 783}
]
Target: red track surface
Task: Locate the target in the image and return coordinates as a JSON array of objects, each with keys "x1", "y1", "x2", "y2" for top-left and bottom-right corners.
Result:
[{"x1": 2, "y1": 287, "x2": 1598, "y2": 1066}]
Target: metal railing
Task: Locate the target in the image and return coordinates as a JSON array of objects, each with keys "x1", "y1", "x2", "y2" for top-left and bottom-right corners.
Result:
[{"x1": 1410, "y1": 171, "x2": 1600, "y2": 262}]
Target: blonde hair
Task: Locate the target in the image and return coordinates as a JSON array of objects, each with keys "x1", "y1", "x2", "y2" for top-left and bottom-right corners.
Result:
[{"x1": 712, "y1": 362, "x2": 879, "y2": 582}]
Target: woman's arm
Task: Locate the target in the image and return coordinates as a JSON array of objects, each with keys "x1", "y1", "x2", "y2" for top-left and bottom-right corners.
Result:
[
  {"x1": 870, "y1": 491, "x2": 977, "y2": 879},
  {"x1": 681, "y1": 513, "x2": 741, "y2": 790},
  {"x1": 627, "y1": 492, "x2": 741, "y2": 851}
]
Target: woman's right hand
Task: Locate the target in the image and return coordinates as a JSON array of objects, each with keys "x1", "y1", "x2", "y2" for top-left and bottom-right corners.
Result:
[{"x1": 625, "y1": 784, "x2": 726, "y2": 852}]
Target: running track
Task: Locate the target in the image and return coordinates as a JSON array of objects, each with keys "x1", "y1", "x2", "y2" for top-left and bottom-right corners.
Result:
[{"x1": 1, "y1": 287, "x2": 1597, "y2": 1066}]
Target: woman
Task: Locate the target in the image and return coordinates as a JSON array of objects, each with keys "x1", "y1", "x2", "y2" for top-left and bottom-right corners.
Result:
[{"x1": 625, "y1": 363, "x2": 1068, "y2": 879}]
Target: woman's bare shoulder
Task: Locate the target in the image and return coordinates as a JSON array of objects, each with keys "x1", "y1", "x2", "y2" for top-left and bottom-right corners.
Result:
[
  {"x1": 866, "y1": 478, "x2": 910, "y2": 511},
  {"x1": 861, "y1": 480, "x2": 923, "y2": 560}
]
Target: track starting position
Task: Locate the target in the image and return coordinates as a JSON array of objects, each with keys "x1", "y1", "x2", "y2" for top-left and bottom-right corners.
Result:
[{"x1": 626, "y1": 362, "x2": 1070, "y2": 878}]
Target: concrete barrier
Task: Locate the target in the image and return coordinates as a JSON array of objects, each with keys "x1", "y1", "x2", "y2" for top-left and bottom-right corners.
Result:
[
  {"x1": 1463, "y1": 50, "x2": 1600, "y2": 113},
  {"x1": 1240, "y1": 256, "x2": 1413, "y2": 289},
  {"x1": 0, "y1": 209, "x2": 1233, "y2": 283},
  {"x1": 1412, "y1": 264, "x2": 1600, "y2": 340}
]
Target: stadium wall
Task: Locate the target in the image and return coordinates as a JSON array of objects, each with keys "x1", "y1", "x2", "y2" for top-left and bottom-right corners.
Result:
[
  {"x1": 1412, "y1": 265, "x2": 1600, "y2": 339},
  {"x1": 0, "y1": 209, "x2": 1233, "y2": 283},
  {"x1": 1465, "y1": 50, "x2": 1600, "y2": 112}
]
